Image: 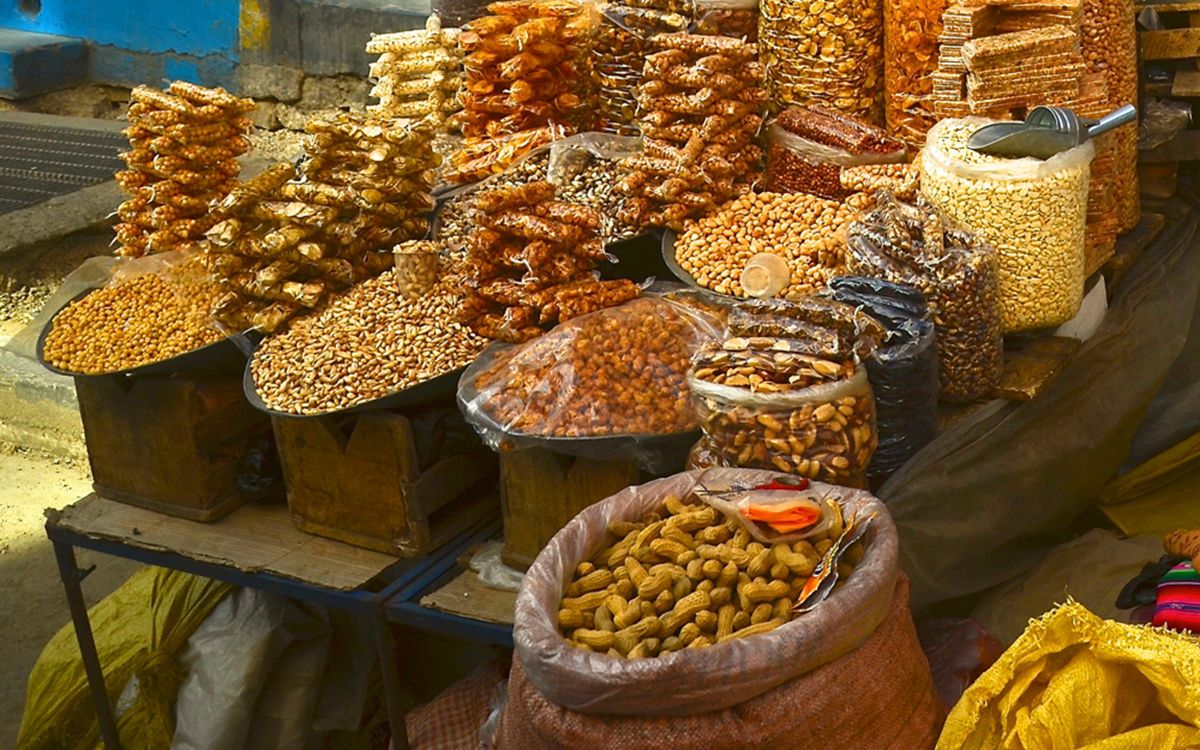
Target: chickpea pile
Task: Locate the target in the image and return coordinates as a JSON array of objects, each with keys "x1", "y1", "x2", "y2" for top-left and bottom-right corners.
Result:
[
  {"x1": 675, "y1": 192, "x2": 855, "y2": 299},
  {"x1": 559, "y1": 491, "x2": 864, "y2": 657},
  {"x1": 42, "y1": 273, "x2": 225, "y2": 375}
]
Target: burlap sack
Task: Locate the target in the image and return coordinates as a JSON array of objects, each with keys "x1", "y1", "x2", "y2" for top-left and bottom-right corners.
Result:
[
  {"x1": 498, "y1": 576, "x2": 943, "y2": 749},
  {"x1": 511, "y1": 468, "x2": 903, "y2": 716}
]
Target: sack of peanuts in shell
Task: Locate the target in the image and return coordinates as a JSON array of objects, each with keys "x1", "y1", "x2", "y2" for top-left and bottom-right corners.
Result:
[
  {"x1": 497, "y1": 468, "x2": 943, "y2": 749},
  {"x1": 846, "y1": 189, "x2": 1003, "y2": 401},
  {"x1": 457, "y1": 293, "x2": 723, "y2": 471},
  {"x1": 920, "y1": 117, "x2": 1093, "y2": 334},
  {"x1": 765, "y1": 107, "x2": 906, "y2": 200}
]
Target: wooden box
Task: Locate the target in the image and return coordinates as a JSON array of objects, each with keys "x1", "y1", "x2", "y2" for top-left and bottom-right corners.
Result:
[
  {"x1": 272, "y1": 408, "x2": 498, "y2": 556},
  {"x1": 499, "y1": 448, "x2": 643, "y2": 570},
  {"x1": 75, "y1": 373, "x2": 273, "y2": 522}
]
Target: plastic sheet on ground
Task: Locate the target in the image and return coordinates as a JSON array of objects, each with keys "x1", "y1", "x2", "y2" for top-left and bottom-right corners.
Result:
[
  {"x1": 880, "y1": 195, "x2": 1200, "y2": 611},
  {"x1": 968, "y1": 528, "x2": 1164, "y2": 646}
]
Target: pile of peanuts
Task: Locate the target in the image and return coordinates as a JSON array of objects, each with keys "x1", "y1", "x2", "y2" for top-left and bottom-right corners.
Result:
[
  {"x1": 558, "y1": 491, "x2": 864, "y2": 657},
  {"x1": 920, "y1": 118, "x2": 1088, "y2": 333},
  {"x1": 250, "y1": 265, "x2": 488, "y2": 415},
  {"x1": 42, "y1": 271, "x2": 224, "y2": 375},
  {"x1": 470, "y1": 296, "x2": 721, "y2": 438},
  {"x1": 366, "y1": 15, "x2": 463, "y2": 126},
  {"x1": 619, "y1": 33, "x2": 766, "y2": 230},
  {"x1": 674, "y1": 191, "x2": 855, "y2": 299},
  {"x1": 114, "y1": 83, "x2": 254, "y2": 258}
]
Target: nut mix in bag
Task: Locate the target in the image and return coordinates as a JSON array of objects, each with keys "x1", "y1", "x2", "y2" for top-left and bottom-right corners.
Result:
[
  {"x1": 366, "y1": 15, "x2": 463, "y2": 127},
  {"x1": 460, "y1": 294, "x2": 722, "y2": 448},
  {"x1": 759, "y1": 0, "x2": 885, "y2": 123},
  {"x1": 618, "y1": 32, "x2": 766, "y2": 231},
  {"x1": 115, "y1": 82, "x2": 254, "y2": 258},
  {"x1": 920, "y1": 118, "x2": 1091, "y2": 333},
  {"x1": 455, "y1": 179, "x2": 641, "y2": 342},
  {"x1": 203, "y1": 114, "x2": 438, "y2": 333},
  {"x1": 827, "y1": 276, "x2": 938, "y2": 478},
  {"x1": 883, "y1": 0, "x2": 947, "y2": 146},
  {"x1": 554, "y1": 476, "x2": 869, "y2": 657},
  {"x1": 765, "y1": 107, "x2": 906, "y2": 199},
  {"x1": 846, "y1": 189, "x2": 1002, "y2": 401}
]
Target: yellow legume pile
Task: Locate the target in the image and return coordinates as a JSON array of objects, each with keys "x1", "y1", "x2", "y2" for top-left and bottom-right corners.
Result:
[
  {"x1": 42, "y1": 273, "x2": 225, "y2": 374},
  {"x1": 675, "y1": 192, "x2": 855, "y2": 299}
]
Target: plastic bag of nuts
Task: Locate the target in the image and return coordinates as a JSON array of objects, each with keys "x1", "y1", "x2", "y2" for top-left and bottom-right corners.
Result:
[
  {"x1": 920, "y1": 118, "x2": 1092, "y2": 333},
  {"x1": 393, "y1": 239, "x2": 441, "y2": 300},
  {"x1": 458, "y1": 294, "x2": 722, "y2": 467},
  {"x1": 689, "y1": 342, "x2": 878, "y2": 486},
  {"x1": 846, "y1": 190, "x2": 1003, "y2": 401},
  {"x1": 766, "y1": 107, "x2": 906, "y2": 199},
  {"x1": 693, "y1": 0, "x2": 759, "y2": 40}
]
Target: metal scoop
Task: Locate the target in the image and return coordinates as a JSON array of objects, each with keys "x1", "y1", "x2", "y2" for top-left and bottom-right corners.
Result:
[{"x1": 968, "y1": 104, "x2": 1137, "y2": 160}]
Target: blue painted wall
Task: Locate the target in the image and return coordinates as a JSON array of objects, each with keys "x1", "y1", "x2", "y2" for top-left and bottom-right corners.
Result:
[
  {"x1": 0, "y1": 0, "x2": 239, "y2": 58},
  {"x1": 0, "y1": 0, "x2": 241, "y2": 87}
]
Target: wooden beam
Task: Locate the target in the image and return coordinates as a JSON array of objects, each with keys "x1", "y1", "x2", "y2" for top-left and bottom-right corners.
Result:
[
  {"x1": 1172, "y1": 69, "x2": 1200, "y2": 96},
  {"x1": 1142, "y1": 28, "x2": 1200, "y2": 60}
]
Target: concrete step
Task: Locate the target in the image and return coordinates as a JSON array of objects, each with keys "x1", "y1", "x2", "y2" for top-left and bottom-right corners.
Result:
[
  {"x1": 0, "y1": 345, "x2": 83, "y2": 460},
  {"x1": 0, "y1": 28, "x2": 87, "y2": 100}
]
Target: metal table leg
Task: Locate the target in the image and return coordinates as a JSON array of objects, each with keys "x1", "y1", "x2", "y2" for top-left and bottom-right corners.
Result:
[
  {"x1": 373, "y1": 613, "x2": 409, "y2": 750},
  {"x1": 52, "y1": 541, "x2": 123, "y2": 750}
]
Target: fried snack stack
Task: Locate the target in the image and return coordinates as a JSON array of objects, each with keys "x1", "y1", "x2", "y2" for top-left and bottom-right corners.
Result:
[
  {"x1": 593, "y1": 4, "x2": 690, "y2": 135},
  {"x1": 445, "y1": 0, "x2": 595, "y2": 183},
  {"x1": 115, "y1": 83, "x2": 254, "y2": 258},
  {"x1": 204, "y1": 116, "x2": 438, "y2": 333},
  {"x1": 366, "y1": 15, "x2": 464, "y2": 127},
  {"x1": 618, "y1": 33, "x2": 766, "y2": 231},
  {"x1": 457, "y1": 180, "x2": 640, "y2": 342}
]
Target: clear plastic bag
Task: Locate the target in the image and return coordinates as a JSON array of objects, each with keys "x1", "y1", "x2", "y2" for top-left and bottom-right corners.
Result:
[
  {"x1": 457, "y1": 294, "x2": 723, "y2": 469},
  {"x1": 828, "y1": 276, "x2": 938, "y2": 479},
  {"x1": 883, "y1": 0, "x2": 947, "y2": 147},
  {"x1": 921, "y1": 118, "x2": 1092, "y2": 333},
  {"x1": 690, "y1": 364, "x2": 877, "y2": 486},
  {"x1": 693, "y1": 0, "x2": 758, "y2": 39},
  {"x1": 1140, "y1": 98, "x2": 1192, "y2": 151},
  {"x1": 845, "y1": 190, "x2": 1003, "y2": 402},
  {"x1": 10, "y1": 249, "x2": 236, "y2": 375},
  {"x1": 546, "y1": 132, "x2": 642, "y2": 244},
  {"x1": 766, "y1": 109, "x2": 906, "y2": 199},
  {"x1": 594, "y1": 5, "x2": 690, "y2": 134},
  {"x1": 759, "y1": 0, "x2": 886, "y2": 124},
  {"x1": 510, "y1": 467, "x2": 900, "y2": 715}
]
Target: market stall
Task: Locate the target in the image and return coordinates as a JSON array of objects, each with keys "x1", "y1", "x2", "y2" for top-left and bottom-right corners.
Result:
[{"x1": 15, "y1": 0, "x2": 1200, "y2": 745}]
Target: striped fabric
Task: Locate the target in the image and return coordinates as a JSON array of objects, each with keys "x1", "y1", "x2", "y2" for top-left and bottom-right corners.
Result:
[{"x1": 1152, "y1": 563, "x2": 1200, "y2": 633}]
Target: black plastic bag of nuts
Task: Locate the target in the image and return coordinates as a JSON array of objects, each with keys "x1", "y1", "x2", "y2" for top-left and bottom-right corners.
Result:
[
  {"x1": 828, "y1": 277, "x2": 939, "y2": 480},
  {"x1": 846, "y1": 191, "x2": 1003, "y2": 402}
]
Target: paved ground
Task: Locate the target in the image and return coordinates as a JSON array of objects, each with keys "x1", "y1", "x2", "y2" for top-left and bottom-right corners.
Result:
[{"x1": 0, "y1": 447, "x2": 140, "y2": 747}]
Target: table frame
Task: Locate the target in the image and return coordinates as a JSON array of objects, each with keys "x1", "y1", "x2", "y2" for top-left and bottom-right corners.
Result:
[{"x1": 44, "y1": 513, "x2": 496, "y2": 750}]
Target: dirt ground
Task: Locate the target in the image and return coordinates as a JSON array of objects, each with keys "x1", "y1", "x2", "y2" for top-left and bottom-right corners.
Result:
[{"x1": 0, "y1": 446, "x2": 141, "y2": 747}]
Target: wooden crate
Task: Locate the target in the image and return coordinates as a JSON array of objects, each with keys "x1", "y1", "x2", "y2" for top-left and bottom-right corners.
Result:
[
  {"x1": 273, "y1": 408, "x2": 498, "y2": 556},
  {"x1": 75, "y1": 373, "x2": 272, "y2": 522},
  {"x1": 499, "y1": 448, "x2": 643, "y2": 570}
]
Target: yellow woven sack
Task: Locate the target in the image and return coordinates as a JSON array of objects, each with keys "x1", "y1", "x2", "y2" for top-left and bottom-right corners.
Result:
[
  {"x1": 938, "y1": 601, "x2": 1200, "y2": 750},
  {"x1": 17, "y1": 566, "x2": 232, "y2": 750}
]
